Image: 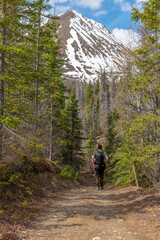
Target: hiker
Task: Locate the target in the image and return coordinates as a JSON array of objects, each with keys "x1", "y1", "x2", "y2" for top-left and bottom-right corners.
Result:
[{"x1": 92, "y1": 143, "x2": 108, "y2": 190}]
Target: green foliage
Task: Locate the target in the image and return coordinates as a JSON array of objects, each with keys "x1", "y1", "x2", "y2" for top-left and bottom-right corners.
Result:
[
  {"x1": 0, "y1": 210, "x2": 4, "y2": 215},
  {"x1": 112, "y1": 112, "x2": 160, "y2": 186},
  {"x1": 105, "y1": 109, "x2": 119, "y2": 156},
  {"x1": 59, "y1": 165, "x2": 78, "y2": 182},
  {"x1": 85, "y1": 130, "x2": 95, "y2": 158},
  {"x1": 95, "y1": 79, "x2": 100, "y2": 94},
  {"x1": 0, "y1": 163, "x2": 11, "y2": 181},
  {"x1": 22, "y1": 200, "x2": 29, "y2": 207},
  {"x1": 9, "y1": 173, "x2": 22, "y2": 183},
  {"x1": 0, "y1": 0, "x2": 67, "y2": 162},
  {"x1": 86, "y1": 96, "x2": 94, "y2": 131},
  {"x1": 0, "y1": 203, "x2": 4, "y2": 215},
  {"x1": 95, "y1": 96, "x2": 100, "y2": 111},
  {"x1": 1, "y1": 116, "x2": 23, "y2": 129},
  {"x1": 60, "y1": 88, "x2": 83, "y2": 168},
  {"x1": 0, "y1": 0, "x2": 34, "y2": 134},
  {"x1": 104, "y1": 109, "x2": 119, "y2": 183},
  {"x1": 85, "y1": 81, "x2": 93, "y2": 105},
  {"x1": 110, "y1": 0, "x2": 160, "y2": 188},
  {"x1": 26, "y1": 187, "x2": 33, "y2": 196},
  {"x1": 131, "y1": 0, "x2": 160, "y2": 33}
]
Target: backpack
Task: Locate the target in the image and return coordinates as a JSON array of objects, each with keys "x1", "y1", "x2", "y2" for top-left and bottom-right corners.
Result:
[{"x1": 94, "y1": 151, "x2": 105, "y2": 170}]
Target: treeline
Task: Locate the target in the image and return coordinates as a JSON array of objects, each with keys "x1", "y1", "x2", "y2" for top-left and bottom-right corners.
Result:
[
  {"x1": 105, "y1": 0, "x2": 160, "y2": 189},
  {"x1": 0, "y1": 0, "x2": 83, "y2": 169}
]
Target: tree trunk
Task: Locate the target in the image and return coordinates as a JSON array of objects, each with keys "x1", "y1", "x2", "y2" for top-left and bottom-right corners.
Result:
[
  {"x1": 111, "y1": 76, "x2": 116, "y2": 107},
  {"x1": 106, "y1": 83, "x2": 110, "y2": 116},
  {"x1": 35, "y1": 6, "x2": 41, "y2": 132},
  {"x1": 132, "y1": 164, "x2": 139, "y2": 187},
  {"x1": 0, "y1": 0, "x2": 6, "y2": 161},
  {"x1": 70, "y1": 115, "x2": 74, "y2": 165},
  {"x1": 49, "y1": 98, "x2": 54, "y2": 161}
]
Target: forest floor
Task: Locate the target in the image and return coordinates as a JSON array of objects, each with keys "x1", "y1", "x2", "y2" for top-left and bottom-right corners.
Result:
[
  {"x1": 0, "y1": 173, "x2": 160, "y2": 240},
  {"x1": 17, "y1": 175, "x2": 160, "y2": 240}
]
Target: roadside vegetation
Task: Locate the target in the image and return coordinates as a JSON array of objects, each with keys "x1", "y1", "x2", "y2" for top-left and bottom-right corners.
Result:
[{"x1": 0, "y1": 0, "x2": 160, "y2": 238}]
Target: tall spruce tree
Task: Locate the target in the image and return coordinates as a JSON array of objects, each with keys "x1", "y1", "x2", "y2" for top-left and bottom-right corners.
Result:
[
  {"x1": 104, "y1": 109, "x2": 119, "y2": 183},
  {"x1": 27, "y1": 0, "x2": 52, "y2": 132},
  {"x1": 61, "y1": 88, "x2": 83, "y2": 168},
  {"x1": 85, "y1": 80, "x2": 93, "y2": 105},
  {"x1": 94, "y1": 79, "x2": 100, "y2": 137},
  {"x1": 41, "y1": 18, "x2": 66, "y2": 160},
  {"x1": 0, "y1": 0, "x2": 33, "y2": 161},
  {"x1": 86, "y1": 95, "x2": 94, "y2": 134}
]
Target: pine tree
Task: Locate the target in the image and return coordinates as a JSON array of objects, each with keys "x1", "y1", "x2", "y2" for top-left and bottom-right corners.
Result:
[
  {"x1": 0, "y1": 0, "x2": 33, "y2": 160},
  {"x1": 94, "y1": 79, "x2": 100, "y2": 136},
  {"x1": 41, "y1": 19, "x2": 66, "y2": 160},
  {"x1": 20, "y1": 0, "x2": 68, "y2": 160},
  {"x1": 86, "y1": 95, "x2": 94, "y2": 133},
  {"x1": 85, "y1": 80, "x2": 93, "y2": 105},
  {"x1": 85, "y1": 129, "x2": 95, "y2": 160},
  {"x1": 61, "y1": 88, "x2": 83, "y2": 168},
  {"x1": 95, "y1": 79, "x2": 100, "y2": 95},
  {"x1": 105, "y1": 109, "x2": 119, "y2": 156},
  {"x1": 27, "y1": 0, "x2": 53, "y2": 132},
  {"x1": 112, "y1": 0, "x2": 160, "y2": 188},
  {"x1": 104, "y1": 109, "x2": 119, "y2": 183},
  {"x1": 0, "y1": 0, "x2": 67, "y2": 162}
]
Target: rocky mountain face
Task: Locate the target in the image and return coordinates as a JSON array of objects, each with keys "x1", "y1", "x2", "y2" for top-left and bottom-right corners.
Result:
[
  {"x1": 57, "y1": 10, "x2": 126, "y2": 83},
  {"x1": 55, "y1": 10, "x2": 127, "y2": 136}
]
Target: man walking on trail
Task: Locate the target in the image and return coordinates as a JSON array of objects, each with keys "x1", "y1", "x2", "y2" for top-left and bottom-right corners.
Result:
[{"x1": 92, "y1": 143, "x2": 108, "y2": 190}]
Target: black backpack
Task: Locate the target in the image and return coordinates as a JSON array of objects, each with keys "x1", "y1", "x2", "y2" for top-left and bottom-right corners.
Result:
[{"x1": 94, "y1": 151, "x2": 105, "y2": 169}]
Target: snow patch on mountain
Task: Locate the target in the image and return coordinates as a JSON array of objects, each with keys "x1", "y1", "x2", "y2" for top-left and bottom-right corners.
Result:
[{"x1": 58, "y1": 10, "x2": 126, "y2": 82}]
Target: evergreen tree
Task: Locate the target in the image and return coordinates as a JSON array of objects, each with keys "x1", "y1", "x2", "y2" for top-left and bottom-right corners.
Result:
[
  {"x1": 0, "y1": 0, "x2": 33, "y2": 160},
  {"x1": 61, "y1": 88, "x2": 83, "y2": 168},
  {"x1": 27, "y1": 0, "x2": 53, "y2": 131},
  {"x1": 113, "y1": 0, "x2": 160, "y2": 188},
  {"x1": 104, "y1": 109, "x2": 119, "y2": 183},
  {"x1": 85, "y1": 80, "x2": 93, "y2": 105},
  {"x1": 0, "y1": 0, "x2": 67, "y2": 163},
  {"x1": 95, "y1": 79, "x2": 100, "y2": 95},
  {"x1": 99, "y1": 71, "x2": 111, "y2": 129},
  {"x1": 85, "y1": 129, "x2": 95, "y2": 160},
  {"x1": 41, "y1": 17, "x2": 66, "y2": 161},
  {"x1": 19, "y1": 0, "x2": 68, "y2": 160},
  {"x1": 86, "y1": 95, "x2": 94, "y2": 134},
  {"x1": 105, "y1": 109, "x2": 119, "y2": 156},
  {"x1": 94, "y1": 79, "x2": 100, "y2": 136}
]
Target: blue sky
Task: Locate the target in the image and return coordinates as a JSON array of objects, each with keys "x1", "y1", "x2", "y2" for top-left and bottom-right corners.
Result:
[{"x1": 49, "y1": 0, "x2": 145, "y2": 47}]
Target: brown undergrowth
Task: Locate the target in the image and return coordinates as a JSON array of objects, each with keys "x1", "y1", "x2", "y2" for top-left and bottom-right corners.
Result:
[{"x1": 0, "y1": 157, "x2": 78, "y2": 240}]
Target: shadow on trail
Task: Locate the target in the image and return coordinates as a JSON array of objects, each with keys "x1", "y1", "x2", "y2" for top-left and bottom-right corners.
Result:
[
  {"x1": 32, "y1": 184, "x2": 160, "y2": 232},
  {"x1": 42, "y1": 223, "x2": 83, "y2": 230}
]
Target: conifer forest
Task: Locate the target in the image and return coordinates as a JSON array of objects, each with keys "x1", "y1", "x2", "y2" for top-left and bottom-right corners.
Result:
[{"x1": 0, "y1": 0, "x2": 160, "y2": 238}]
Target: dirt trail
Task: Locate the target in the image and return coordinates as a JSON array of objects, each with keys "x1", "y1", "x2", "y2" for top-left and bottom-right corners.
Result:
[{"x1": 21, "y1": 183, "x2": 160, "y2": 240}]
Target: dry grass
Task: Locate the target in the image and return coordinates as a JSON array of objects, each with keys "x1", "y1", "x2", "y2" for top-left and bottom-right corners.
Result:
[{"x1": 0, "y1": 157, "x2": 77, "y2": 240}]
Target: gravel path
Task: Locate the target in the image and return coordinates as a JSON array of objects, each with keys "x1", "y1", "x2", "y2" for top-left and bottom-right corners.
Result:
[{"x1": 21, "y1": 183, "x2": 157, "y2": 240}]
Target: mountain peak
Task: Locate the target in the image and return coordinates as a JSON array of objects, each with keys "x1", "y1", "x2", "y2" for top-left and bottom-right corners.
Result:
[
  {"x1": 58, "y1": 11, "x2": 126, "y2": 82},
  {"x1": 67, "y1": 9, "x2": 78, "y2": 15},
  {"x1": 60, "y1": 9, "x2": 85, "y2": 21}
]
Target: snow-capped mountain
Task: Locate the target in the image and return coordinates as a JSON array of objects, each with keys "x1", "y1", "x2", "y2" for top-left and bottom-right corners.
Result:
[{"x1": 57, "y1": 10, "x2": 126, "y2": 82}]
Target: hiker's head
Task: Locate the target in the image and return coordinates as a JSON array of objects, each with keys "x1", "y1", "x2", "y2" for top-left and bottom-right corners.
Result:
[{"x1": 97, "y1": 143, "x2": 102, "y2": 150}]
